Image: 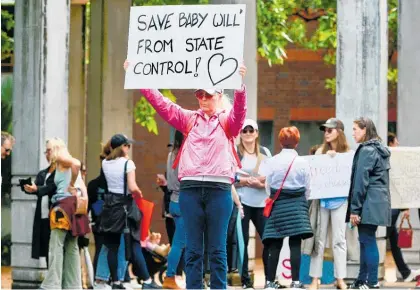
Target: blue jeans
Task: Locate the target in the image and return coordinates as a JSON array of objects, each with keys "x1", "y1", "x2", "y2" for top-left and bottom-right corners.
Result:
[
  {"x1": 358, "y1": 224, "x2": 379, "y2": 285},
  {"x1": 166, "y1": 201, "x2": 186, "y2": 277},
  {"x1": 96, "y1": 234, "x2": 128, "y2": 282},
  {"x1": 179, "y1": 186, "x2": 233, "y2": 289}
]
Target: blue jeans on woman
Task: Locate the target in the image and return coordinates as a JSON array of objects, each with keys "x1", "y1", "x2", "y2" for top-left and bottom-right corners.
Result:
[
  {"x1": 179, "y1": 186, "x2": 233, "y2": 289},
  {"x1": 358, "y1": 224, "x2": 379, "y2": 285},
  {"x1": 166, "y1": 201, "x2": 186, "y2": 277},
  {"x1": 96, "y1": 234, "x2": 128, "y2": 282}
]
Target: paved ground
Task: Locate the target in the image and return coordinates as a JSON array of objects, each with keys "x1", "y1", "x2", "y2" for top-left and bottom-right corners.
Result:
[{"x1": 2, "y1": 252, "x2": 419, "y2": 289}]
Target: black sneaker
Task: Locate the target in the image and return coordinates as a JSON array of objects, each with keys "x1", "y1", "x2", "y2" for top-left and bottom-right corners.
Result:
[
  {"x1": 274, "y1": 281, "x2": 287, "y2": 289},
  {"x1": 349, "y1": 280, "x2": 366, "y2": 289},
  {"x1": 290, "y1": 281, "x2": 305, "y2": 289},
  {"x1": 112, "y1": 284, "x2": 125, "y2": 289},
  {"x1": 265, "y1": 281, "x2": 277, "y2": 289},
  {"x1": 142, "y1": 280, "x2": 161, "y2": 289},
  {"x1": 358, "y1": 283, "x2": 380, "y2": 289},
  {"x1": 242, "y1": 281, "x2": 254, "y2": 289}
]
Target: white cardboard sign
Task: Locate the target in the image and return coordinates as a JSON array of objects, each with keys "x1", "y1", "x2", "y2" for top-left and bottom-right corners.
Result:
[
  {"x1": 389, "y1": 147, "x2": 420, "y2": 209},
  {"x1": 303, "y1": 152, "x2": 354, "y2": 200},
  {"x1": 124, "y1": 5, "x2": 246, "y2": 89}
]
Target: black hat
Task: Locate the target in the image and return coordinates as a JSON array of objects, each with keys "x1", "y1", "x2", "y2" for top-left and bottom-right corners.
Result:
[
  {"x1": 110, "y1": 134, "x2": 134, "y2": 149},
  {"x1": 319, "y1": 118, "x2": 345, "y2": 131}
]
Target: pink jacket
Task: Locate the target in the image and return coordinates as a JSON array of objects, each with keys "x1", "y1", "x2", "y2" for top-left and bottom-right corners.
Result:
[{"x1": 140, "y1": 85, "x2": 247, "y2": 181}]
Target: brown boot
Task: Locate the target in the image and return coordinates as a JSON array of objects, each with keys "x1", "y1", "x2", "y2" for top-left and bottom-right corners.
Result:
[{"x1": 162, "y1": 276, "x2": 184, "y2": 289}]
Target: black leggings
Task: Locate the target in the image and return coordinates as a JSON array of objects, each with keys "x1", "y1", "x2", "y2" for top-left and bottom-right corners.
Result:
[
  {"x1": 266, "y1": 236, "x2": 302, "y2": 282},
  {"x1": 103, "y1": 233, "x2": 150, "y2": 282}
]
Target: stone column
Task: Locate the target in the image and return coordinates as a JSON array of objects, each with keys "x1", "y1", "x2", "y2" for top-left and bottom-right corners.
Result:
[
  {"x1": 397, "y1": 0, "x2": 420, "y2": 273},
  {"x1": 336, "y1": 0, "x2": 388, "y2": 280},
  {"x1": 11, "y1": 0, "x2": 70, "y2": 288},
  {"x1": 336, "y1": 0, "x2": 388, "y2": 146},
  {"x1": 86, "y1": 0, "x2": 133, "y2": 181},
  {"x1": 68, "y1": 4, "x2": 86, "y2": 162}
]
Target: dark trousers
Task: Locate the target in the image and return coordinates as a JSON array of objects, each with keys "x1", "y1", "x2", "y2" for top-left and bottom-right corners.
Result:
[
  {"x1": 93, "y1": 233, "x2": 105, "y2": 273},
  {"x1": 386, "y1": 209, "x2": 411, "y2": 279},
  {"x1": 179, "y1": 187, "x2": 233, "y2": 289},
  {"x1": 166, "y1": 216, "x2": 184, "y2": 276},
  {"x1": 241, "y1": 205, "x2": 268, "y2": 284},
  {"x1": 103, "y1": 233, "x2": 150, "y2": 282},
  {"x1": 266, "y1": 236, "x2": 302, "y2": 282},
  {"x1": 227, "y1": 205, "x2": 239, "y2": 272},
  {"x1": 358, "y1": 224, "x2": 379, "y2": 285}
]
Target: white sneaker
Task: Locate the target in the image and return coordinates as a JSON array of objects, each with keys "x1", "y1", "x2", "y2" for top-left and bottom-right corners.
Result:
[
  {"x1": 404, "y1": 269, "x2": 420, "y2": 282},
  {"x1": 127, "y1": 279, "x2": 142, "y2": 289},
  {"x1": 94, "y1": 282, "x2": 112, "y2": 290}
]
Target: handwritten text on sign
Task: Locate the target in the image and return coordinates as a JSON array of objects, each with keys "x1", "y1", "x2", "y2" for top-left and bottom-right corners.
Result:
[
  {"x1": 389, "y1": 147, "x2": 420, "y2": 209},
  {"x1": 303, "y1": 152, "x2": 354, "y2": 200},
  {"x1": 124, "y1": 5, "x2": 246, "y2": 89}
]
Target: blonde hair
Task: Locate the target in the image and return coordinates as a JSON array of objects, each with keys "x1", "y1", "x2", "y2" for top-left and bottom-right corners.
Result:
[
  {"x1": 218, "y1": 93, "x2": 232, "y2": 111},
  {"x1": 47, "y1": 137, "x2": 68, "y2": 165}
]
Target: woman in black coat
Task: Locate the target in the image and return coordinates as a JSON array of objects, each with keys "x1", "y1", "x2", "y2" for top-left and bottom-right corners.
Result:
[
  {"x1": 23, "y1": 143, "x2": 57, "y2": 265},
  {"x1": 347, "y1": 117, "x2": 391, "y2": 290}
]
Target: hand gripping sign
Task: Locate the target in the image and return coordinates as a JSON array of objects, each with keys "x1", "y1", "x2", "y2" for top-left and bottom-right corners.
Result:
[{"x1": 124, "y1": 4, "x2": 246, "y2": 89}]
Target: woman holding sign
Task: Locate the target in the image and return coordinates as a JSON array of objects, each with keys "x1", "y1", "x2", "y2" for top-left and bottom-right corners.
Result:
[
  {"x1": 307, "y1": 118, "x2": 351, "y2": 290},
  {"x1": 347, "y1": 117, "x2": 391, "y2": 289},
  {"x1": 124, "y1": 60, "x2": 247, "y2": 289}
]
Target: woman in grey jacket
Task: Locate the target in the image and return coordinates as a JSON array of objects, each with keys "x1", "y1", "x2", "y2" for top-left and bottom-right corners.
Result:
[{"x1": 347, "y1": 117, "x2": 391, "y2": 290}]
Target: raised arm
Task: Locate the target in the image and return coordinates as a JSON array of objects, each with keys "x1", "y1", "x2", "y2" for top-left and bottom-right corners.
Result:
[
  {"x1": 226, "y1": 64, "x2": 248, "y2": 137},
  {"x1": 140, "y1": 89, "x2": 194, "y2": 133}
]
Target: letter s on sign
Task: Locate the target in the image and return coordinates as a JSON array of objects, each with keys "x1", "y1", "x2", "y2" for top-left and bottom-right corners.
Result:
[{"x1": 281, "y1": 258, "x2": 292, "y2": 279}]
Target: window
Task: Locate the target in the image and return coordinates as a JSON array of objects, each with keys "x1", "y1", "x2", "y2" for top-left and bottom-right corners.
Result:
[
  {"x1": 290, "y1": 121, "x2": 324, "y2": 156},
  {"x1": 258, "y1": 121, "x2": 274, "y2": 154}
]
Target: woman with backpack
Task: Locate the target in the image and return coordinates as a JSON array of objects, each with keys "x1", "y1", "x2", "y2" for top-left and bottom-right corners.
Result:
[
  {"x1": 99, "y1": 134, "x2": 160, "y2": 289},
  {"x1": 124, "y1": 60, "x2": 247, "y2": 289},
  {"x1": 234, "y1": 118, "x2": 272, "y2": 288}
]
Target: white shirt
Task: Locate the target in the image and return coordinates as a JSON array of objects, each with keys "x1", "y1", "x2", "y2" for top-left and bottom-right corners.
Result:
[
  {"x1": 102, "y1": 157, "x2": 136, "y2": 194},
  {"x1": 259, "y1": 149, "x2": 311, "y2": 199}
]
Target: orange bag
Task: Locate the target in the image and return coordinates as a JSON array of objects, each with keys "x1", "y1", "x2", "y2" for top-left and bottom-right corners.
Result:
[{"x1": 134, "y1": 196, "x2": 155, "y2": 242}]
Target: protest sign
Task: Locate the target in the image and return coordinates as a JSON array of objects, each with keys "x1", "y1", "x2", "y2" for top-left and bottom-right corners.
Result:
[
  {"x1": 389, "y1": 147, "x2": 420, "y2": 209},
  {"x1": 303, "y1": 152, "x2": 354, "y2": 200},
  {"x1": 124, "y1": 5, "x2": 246, "y2": 89}
]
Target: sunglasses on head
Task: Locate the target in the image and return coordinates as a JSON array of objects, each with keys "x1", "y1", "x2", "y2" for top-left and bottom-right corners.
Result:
[
  {"x1": 195, "y1": 91, "x2": 215, "y2": 100},
  {"x1": 242, "y1": 128, "x2": 255, "y2": 134}
]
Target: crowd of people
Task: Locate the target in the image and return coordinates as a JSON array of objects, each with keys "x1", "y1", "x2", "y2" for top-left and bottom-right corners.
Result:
[{"x1": 1, "y1": 58, "x2": 419, "y2": 290}]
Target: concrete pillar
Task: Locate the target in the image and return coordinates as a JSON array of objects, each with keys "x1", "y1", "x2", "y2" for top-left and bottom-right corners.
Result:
[
  {"x1": 397, "y1": 0, "x2": 420, "y2": 273},
  {"x1": 336, "y1": 0, "x2": 388, "y2": 280},
  {"x1": 11, "y1": 0, "x2": 70, "y2": 288},
  {"x1": 86, "y1": 0, "x2": 133, "y2": 181},
  {"x1": 336, "y1": 0, "x2": 388, "y2": 147},
  {"x1": 68, "y1": 4, "x2": 86, "y2": 162}
]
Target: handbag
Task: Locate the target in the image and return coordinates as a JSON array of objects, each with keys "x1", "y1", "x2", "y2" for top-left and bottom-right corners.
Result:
[
  {"x1": 263, "y1": 156, "x2": 296, "y2": 218},
  {"x1": 398, "y1": 216, "x2": 413, "y2": 248},
  {"x1": 75, "y1": 189, "x2": 88, "y2": 215}
]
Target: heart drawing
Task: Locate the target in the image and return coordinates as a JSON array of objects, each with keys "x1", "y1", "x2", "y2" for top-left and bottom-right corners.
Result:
[{"x1": 207, "y1": 53, "x2": 239, "y2": 86}]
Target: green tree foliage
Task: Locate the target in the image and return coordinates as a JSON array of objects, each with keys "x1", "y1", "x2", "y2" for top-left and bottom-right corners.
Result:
[
  {"x1": 1, "y1": 9, "x2": 14, "y2": 61},
  {"x1": 1, "y1": 75, "x2": 13, "y2": 133}
]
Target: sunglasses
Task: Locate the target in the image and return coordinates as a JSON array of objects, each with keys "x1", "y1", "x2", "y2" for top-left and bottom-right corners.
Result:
[
  {"x1": 195, "y1": 91, "x2": 215, "y2": 100},
  {"x1": 324, "y1": 128, "x2": 335, "y2": 134},
  {"x1": 124, "y1": 144, "x2": 131, "y2": 149},
  {"x1": 5, "y1": 148, "x2": 11, "y2": 153},
  {"x1": 242, "y1": 128, "x2": 255, "y2": 134}
]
